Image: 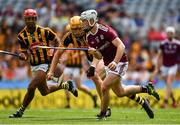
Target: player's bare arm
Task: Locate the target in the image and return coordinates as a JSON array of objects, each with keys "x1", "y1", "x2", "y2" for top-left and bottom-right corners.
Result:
[
  {"x1": 47, "y1": 51, "x2": 63, "y2": 79},
  {"x1": 108, "y1": 37, "x2": 125, "y2": 70},
  {"x1": 156, "y1": 50, "x2": 163, "y2": 72},
  {"x1": 52, "y1": 36, "x2": 61, "y2": 47},
  {"x1": 47, "y1": 39, "x2": 64, "y2": 79},
  {"x1": 150, "y1": 50, "x2": 163, "y2": 80}
]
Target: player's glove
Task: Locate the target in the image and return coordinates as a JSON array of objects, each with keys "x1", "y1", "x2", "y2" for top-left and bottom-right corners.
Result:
[
  {"x1": 18, "y1": 53, "x2": 27, "y2": 61},
  {"x1": 86, "y1": 65, "x2": 95, "y2": 77}
]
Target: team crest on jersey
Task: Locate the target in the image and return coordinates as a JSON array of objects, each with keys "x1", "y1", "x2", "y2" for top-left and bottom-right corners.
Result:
[
  {"x1": 91, "y1": 41, "x2": 95, "y2": 44},
  {"x1": 99, "y1": 24, "x2": 108, "y2": 32}
]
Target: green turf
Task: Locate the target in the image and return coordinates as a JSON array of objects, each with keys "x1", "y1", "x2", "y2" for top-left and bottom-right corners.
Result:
[{"x1": 0, "y1": 108, "x2": 180, "y2": 124}]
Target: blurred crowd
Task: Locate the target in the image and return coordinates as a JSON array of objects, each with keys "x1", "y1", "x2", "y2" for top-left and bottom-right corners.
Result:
[{"x1": 0, "y1": 0, "x2": 180, "y2": 82}]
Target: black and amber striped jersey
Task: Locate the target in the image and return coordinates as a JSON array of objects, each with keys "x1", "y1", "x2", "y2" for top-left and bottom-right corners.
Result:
[
  {"x1": 62, "y1": 32, "x2": 93, "y2": 62},
  {"x1": 17, "y1": 25, "x2": 56, "y2": 66},
  {"x1": 65, "y1": 50, "x2": 83, "y2": 67}
]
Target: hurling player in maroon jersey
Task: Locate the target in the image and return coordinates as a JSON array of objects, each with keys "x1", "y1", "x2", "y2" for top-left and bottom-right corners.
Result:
[
  {"x1": 152, "y1": 26, "x2": 180, "y2": 108},
  {"x1": 80, "y1": 9, "x2": 160, "y2": 119}
]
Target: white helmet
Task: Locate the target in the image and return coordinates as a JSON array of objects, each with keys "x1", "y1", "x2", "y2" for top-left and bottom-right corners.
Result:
[
  {"x1": 166, "y1": 26, "x2": 175, "y2": 33},
  {"x1": 80, "y1": 9, "x2": 98, "y2": 27}
]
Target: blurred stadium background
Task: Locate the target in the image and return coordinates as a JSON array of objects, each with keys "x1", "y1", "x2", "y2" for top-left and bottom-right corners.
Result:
[{"x1": 0, "y1": 0, "x2": 180, "y2": 110}]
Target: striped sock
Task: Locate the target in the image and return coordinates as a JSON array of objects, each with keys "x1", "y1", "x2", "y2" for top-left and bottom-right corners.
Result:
[
  {"x1": 19, "y1": 105, "x2": 26, "y2": 113},
  {"x1": 129, "y1": 94, "x2": 145, "y2": 105}
]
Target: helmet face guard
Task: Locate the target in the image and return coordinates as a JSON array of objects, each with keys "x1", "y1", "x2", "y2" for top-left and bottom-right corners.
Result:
[
  {"x1": 69, "y1": 16, "x2": 85, "y2": 38},
  {"x1": 71, "y1": 27, "x2": 84, "y2": 38},
  {"x1": 24, "y1": 17, "x2": 37, "y2": 22}
]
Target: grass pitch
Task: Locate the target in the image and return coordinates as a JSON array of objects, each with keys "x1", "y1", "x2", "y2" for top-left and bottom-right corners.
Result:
[{"x1": 0, "y1": 108, "x2": 180, "y2": 124}]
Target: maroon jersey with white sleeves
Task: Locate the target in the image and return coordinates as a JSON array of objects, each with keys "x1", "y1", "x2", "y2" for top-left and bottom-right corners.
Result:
[
  {"x1": 160, "y1": 39, "x2": 180, "y2": 67},
  {"x1": 86, "y1": 24, "x2": 128, "y2": 66}
]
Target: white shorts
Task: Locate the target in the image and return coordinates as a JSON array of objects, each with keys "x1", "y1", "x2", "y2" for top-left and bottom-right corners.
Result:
[
  {"x1": 63, "y1": 67, "x2": 81, "y2": 78},
  {"x1": 31, "y1": 64, "x2": 49, "y2": 77},
  {"x1": 161, "y1": 64, "x2": 178, "y2": 76},
  {"x1": 105, "y1": 62, "x2": 128, "y2": 76}
]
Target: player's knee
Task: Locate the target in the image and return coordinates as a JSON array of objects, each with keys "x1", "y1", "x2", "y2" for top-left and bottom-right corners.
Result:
[
  {"x1": 116, "y1": 93, "x2": 124, "y2": 97},
  {"x1": 38, "y1": 87, "x2": 49, "y2": 96},
  {"x1": 116, "y1": 90, "x2": 125, "y2": 97},
  {"x1": 101, "y1": 85, "x2": 108, "y2": 94}
]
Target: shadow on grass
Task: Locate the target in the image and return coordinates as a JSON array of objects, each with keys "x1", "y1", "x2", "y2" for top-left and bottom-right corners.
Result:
[{"x1": 23, "y1": 116, "x2": 104, "y2": 123}]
